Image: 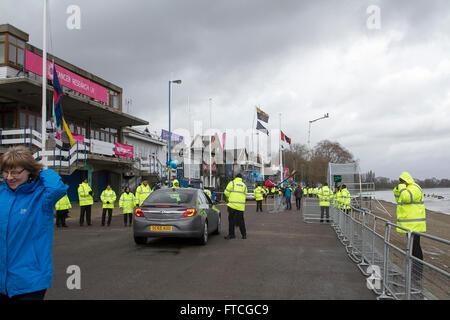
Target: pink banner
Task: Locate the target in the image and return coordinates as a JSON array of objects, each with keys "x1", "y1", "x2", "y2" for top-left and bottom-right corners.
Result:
[
  {"x1": 56, "y1": 131, "x2": 84, "y2": 144},
  {"x1": 25, "y1": 50, "x2": 108, "y2": 104},
  {"x1": 115, "y1": 142, "x2": 133, "y2": 158}
]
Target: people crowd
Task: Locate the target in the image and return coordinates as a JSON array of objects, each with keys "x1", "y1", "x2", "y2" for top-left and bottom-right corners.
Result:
[{"x1": 50, "y1": 176, "x2": 219, "y2": 228}]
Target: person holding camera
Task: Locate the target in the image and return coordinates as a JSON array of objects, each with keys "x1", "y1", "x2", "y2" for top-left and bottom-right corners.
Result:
[
  {"x1": 100, "y1": 184, "x2": 116, "y2": 226},
  {"x1": 78, "y1": 177, "x2": 93, "y2": 226}
]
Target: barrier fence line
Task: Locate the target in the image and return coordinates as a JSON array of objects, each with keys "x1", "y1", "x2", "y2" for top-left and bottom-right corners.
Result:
[
  {"x1": 326, "y1": 202, "x2": 450, "y2": 300},
  {"x1": 213, "y1": 192, "x2": 288, "y2": 213}
]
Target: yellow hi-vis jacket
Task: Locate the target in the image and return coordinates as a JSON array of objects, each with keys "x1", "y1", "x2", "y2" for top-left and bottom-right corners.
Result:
[
  {"x1": 333, "y1": 190, "x2": 341, "y2": 208},
  {"x1": 135, "y1": 184, "x2": 152, "y2": 206},
  {"x1": 78, "y1": 182, "x2": 93, "y2": 206},
  {"x1": 119, "y1": 192, "x2": 136, "y2": 214},
  {"x1": 224, "y1": 177, "x2": 247, "y2": 211},
  {"x1": 55, "y1": 195, "x2": 71, "y2": 211},
  {"x1": 340, "y1": 188, "x2": 351, "y2": 210},
  {"x1": 318, "y1": 186, "x2": 332, "y2": 207},
  {"x1": 100, "y1": 189, "x2": 117, "y2": 209},
  {"x1": 254, "y1": 186, "x2": 264, "y2": 201},
  {"x1": 395, "y1": 172, "x2": 426, "y2": 233},
  {"x1": 172, "y1": 179, "x2": 180, "y2": 188},
  {"x1": 204, "y1": 189, "x2": 212, "y2": 199}
]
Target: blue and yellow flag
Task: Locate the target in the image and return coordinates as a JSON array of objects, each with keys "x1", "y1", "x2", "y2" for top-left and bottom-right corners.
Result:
[
  {"x1": 52, "y1": 67, "x2": 75, "y2": 146},
  {"x1": 256, "y1": 106, "x2": 269, "y2": 123}
]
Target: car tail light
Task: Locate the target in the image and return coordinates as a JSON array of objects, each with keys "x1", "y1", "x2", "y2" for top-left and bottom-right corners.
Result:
[
  {"x1": 178, "y1": 208, "x2": 197, "y2": 217},
  {"x1": 134, "y1": 208, "x2": 144, "y2": 217}
]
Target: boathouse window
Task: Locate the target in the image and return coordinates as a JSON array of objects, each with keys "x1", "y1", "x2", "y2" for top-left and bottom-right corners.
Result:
[
  {"x1": 6, "y1": 34, "x2": 25, "y2": 67},
  {"x1": 0, "y1": 34, "x2": 5, "y2": 64}
]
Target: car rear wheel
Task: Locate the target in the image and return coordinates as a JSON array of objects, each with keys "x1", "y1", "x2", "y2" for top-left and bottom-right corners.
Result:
[
  {"x1": 134, "y1": 236, "x2": 147, "y2": 245},
  {"x1": 198, "y1": 221, "x2": 208, "y2": 245}
]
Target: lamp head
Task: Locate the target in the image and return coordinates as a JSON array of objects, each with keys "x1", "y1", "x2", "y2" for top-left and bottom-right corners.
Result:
[{"x1": 171, "y1": 80, "x2": 182, "y2": 84}]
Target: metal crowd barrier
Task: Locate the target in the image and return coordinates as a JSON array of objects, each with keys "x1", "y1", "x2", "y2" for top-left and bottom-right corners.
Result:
[
  {"x1": 267, "y1": 194, "x2": 286, "y2": 213},
  {"x1": 215, "y1": 192, "x2": 286, "y2": 213},
  {"x1": 329, "y1": 204, "x2": 450, "y2": 300},
  {"x1": 301, "y1": 197, "x2": 332, "y2": 223}
]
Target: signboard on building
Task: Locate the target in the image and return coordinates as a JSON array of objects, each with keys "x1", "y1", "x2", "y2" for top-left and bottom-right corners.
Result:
[
  {"x1": 115, "y1": 142, "x2": 133, "y2": 158},
  {"x1": 91, "y1": 139, "x2": 115, "y2": 156},
  {"x1": 56, "y1": 131, "x2": 84, "y2": 144},
  {"x1": 202, "y1": 163, "x2": 217, "y2": 173},
  {"x1": 25, "y1": 50, "x2": 108, "y2": 104}
]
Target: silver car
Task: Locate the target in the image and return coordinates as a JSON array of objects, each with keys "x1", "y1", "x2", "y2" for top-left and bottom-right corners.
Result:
[
  {"x1": 133, "y1": 188, "x2": 221, "y2": 245},
  {"x1": 246, "y1": 187, "x2": 255, "y2": 200}
]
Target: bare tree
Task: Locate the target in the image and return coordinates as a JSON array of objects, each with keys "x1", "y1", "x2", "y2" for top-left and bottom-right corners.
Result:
[{"x1": 309, "y1": 140, "x2": 354, "y2": 184}]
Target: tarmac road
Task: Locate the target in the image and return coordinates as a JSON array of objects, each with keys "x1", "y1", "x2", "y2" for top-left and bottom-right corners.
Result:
[{"x1": 46, "y1": 201, "x2": 376, "y2": 300}]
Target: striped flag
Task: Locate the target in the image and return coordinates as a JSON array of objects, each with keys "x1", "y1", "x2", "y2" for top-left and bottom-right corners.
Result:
[{"x1": 52, "y1": 66, "x2": 75, "y2": 146}]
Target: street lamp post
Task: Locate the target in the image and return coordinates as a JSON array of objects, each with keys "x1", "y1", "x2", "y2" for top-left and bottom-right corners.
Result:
[
  {"x1": 308, "y1": 113, "x2": 329, "y2": 150},
  {"x1": 168, "y1": 79, "x2": 182, "y2": 187}
]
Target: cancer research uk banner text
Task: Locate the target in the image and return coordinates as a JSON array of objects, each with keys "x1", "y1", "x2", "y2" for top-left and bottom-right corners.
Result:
[
  {"x1": 25, "y1": 50, "x2": 108, "y2": 104},
  {"x1": 115, "y1": 142, "x2": 133, "y2": 158}
]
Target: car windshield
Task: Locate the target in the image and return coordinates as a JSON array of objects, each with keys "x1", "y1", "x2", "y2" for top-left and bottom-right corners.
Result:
[{"x1": 143, "y1": 189, "x2": 194, "y2": 205}]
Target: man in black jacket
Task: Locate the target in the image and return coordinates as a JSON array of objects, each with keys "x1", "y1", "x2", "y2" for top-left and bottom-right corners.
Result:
[{"x1": 294, "y1": 185, "x2": 303, "y2": 210}]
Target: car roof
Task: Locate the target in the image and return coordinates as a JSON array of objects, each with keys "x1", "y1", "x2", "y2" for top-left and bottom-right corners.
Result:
[{"x1": 153, "y1": 188, "x2": 199, "y2": 194}]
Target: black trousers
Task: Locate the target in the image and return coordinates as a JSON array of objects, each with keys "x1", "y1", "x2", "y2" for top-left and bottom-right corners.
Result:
[
  {"x1": 123, "y1": 213, "x2": 132, "y2": 226},
  {"x1": 256, "y1": 200, "x2": 263, "y2": 212},
  {"x1": 320, "y1": 206, "x2": 330, "y2": 222},
  {"x1": 56, "y1": 209, "x2": 68, "y2": 226},
  {"x1": 411, "y1": 234, "x2": 424, "y2": 281},
  {"x1": 0, "y1": 289, "x2": 46, "y2": 300},
  {"x1": 80, "y1": 205, "x2": 92, "y2": 226},
  {"x1": 228, "y1": 207, "x2": 246, "y2": 237},
  {"x1": 296, "y1": 197, "x2": 302, "y2": 210},
  {"x1": 102, "y1": 208, "x2": 113, "y2": 226}
]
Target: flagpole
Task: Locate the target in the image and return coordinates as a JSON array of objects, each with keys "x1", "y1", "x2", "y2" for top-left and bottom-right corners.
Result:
[
  {"x1": 256, "y1": 130, "x2": 260, "y2": 179},
  {"x1": 251, "y1": 107, "x2": 256, "y2": 177},
  {"x1": 278, "y1": 112, "x2": 283, "y2": 183},
  {"x1": 187, "y1": 96, "x2": 191, "y2": 185},
  {"x1": 41, "y1": 0, "x2": 48, "y2": 168}
]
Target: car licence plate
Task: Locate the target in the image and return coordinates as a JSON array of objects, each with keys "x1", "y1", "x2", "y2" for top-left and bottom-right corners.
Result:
[{"x1": 150, "y1": 225, "x2": 173, "y2": 232}]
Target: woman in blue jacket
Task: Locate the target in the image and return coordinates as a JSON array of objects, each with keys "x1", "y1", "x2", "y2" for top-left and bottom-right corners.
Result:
[{"x1": 0, "y1": 146, "x2": 67, "y2": 300}]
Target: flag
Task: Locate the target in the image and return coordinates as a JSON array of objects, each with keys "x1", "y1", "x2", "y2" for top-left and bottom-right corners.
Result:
[
  {"x1": 256, "y1": 106, "x2": 269, "y2": 123},
  {"x1": 280, "y1": 130, "x2": 291, "y2": 144},
  {"x1": 285, "y1": 135, "x2": 291, "y2": 145},
  {"x1": 222, "y1": 132, "x2": 226, "y2": 150},
  {"x1": 52, "y1": 66, "x2": 75, "y2": 146},
  {"x1": 256, "y1": 121, "x2": 269, "y2": 135}
]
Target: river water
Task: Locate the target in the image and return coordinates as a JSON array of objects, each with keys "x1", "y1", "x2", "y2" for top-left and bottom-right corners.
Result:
[{"x1": 373, "y1": 188, "x2": 450, "y2": 215}]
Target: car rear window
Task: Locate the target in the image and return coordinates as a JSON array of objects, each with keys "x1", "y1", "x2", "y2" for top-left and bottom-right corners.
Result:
[{"x1": 143, "y1": 190, "x2": 194, "y2": 204}]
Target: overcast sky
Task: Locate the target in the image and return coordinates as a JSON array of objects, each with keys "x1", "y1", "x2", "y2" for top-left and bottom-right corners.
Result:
[{"x1": 2, "y1": 0, "x2": 449, "y2": 180}]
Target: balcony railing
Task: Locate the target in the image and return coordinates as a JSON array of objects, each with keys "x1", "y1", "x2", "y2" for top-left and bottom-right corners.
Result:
[{"x1": 0, "y1": 127, "x2": 165, "y2": 177}]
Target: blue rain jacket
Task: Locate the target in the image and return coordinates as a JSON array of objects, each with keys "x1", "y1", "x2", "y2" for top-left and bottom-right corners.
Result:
[{"x1": 0, "y1": 169, "x2": 67, "y2": 297}]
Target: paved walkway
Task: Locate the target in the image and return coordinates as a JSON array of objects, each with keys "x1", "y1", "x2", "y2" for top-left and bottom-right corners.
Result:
[{"x1": 53, "y1": 201, "x2": 376, "y2": 299}]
